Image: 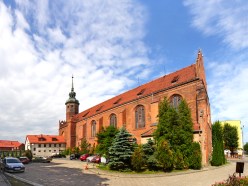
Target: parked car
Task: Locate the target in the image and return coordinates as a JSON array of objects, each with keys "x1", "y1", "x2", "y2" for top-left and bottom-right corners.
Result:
[
  {"x1": 80, "y1": 154, "x2": 89, "y2": 161},
  {"x1": 2, "y1": 157, "x2": 25, "y2": 173},
  {"x1": 86, "y1": 155, "x2": 96, "y2": 162},
  {"x1": 19, "y1": 157, "x2": 30, "y2": 164},
  {"x1": 70, "y1": 154, "x2": 80, "y2": 160},
  {"x1": 51, "y1": 154, "x2": 66, "y2": 158},
  {"x1": 91, "y1": 155, "x2": 101, "y2": 163},
  {"x1": 32, "y1": 156, "x2": 52, "y2": 163}
]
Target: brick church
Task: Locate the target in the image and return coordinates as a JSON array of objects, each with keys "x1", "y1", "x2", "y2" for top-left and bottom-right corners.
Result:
[{"x1": 59, "y1": 50, "x2": 212, "y2": 165}]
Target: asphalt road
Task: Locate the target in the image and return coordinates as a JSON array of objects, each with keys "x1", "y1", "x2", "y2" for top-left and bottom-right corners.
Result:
[{"x1": 4, "y1": 157, "x2": 248, "y2": 186}]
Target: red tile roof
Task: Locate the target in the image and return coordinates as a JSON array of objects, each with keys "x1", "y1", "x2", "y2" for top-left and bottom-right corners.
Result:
[
  {"x1": 0, "y1": 140, "x2": 23, "y2": 148},
  {"x1": 74, "y1": 64, "x2": 197, "y2": 121},
  {"x1": 26, "y1": 135, "x2": 66, "y2": 144}
]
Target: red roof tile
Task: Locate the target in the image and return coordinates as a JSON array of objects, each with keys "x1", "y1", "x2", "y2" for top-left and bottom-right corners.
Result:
[
  {"x1": 26, "y1": 135, "x2": 66, "y2": 144},
  {"x1": 74, "y1": 64, "x2": 197, "y2": 121},
  {"x1": 0, "y1": 140, "x2": 23, "y2": 148}
]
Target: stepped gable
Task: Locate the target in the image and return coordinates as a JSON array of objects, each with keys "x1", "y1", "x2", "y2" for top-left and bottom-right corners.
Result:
[{"x1": 75, "y1": 64, "x2": 197, "y2": 120}]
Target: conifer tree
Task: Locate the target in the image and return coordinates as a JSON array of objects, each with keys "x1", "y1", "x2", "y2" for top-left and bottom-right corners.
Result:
[
  {"x1": 108, "y1": 127, "x2": 134, "y2": 170},
  {"x1": 131, "y1": 145, "x2": 146, "y2": 172},
  {"x1": 155, "y1": 138, "x2": 173, "y2": 171},
  {"x1": 80, "y1": 138, "x2": 90, "y2": 154},
  {"x1": 211, "y1": 121, "x2": 225, "y2": 166}
]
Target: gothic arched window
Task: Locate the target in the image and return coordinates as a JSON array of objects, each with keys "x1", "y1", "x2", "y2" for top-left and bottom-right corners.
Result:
[
  {"x1": 110, "y1": 113, "x2": 117, "y2": 128},
  {"x1": 135, "y1": 105, "x2": 145, "y2": 129},
  {"x1": 91, "y1": 120, "x2": 96, "y2": 137},
  {"x1": 170, "y1": 94, "x2": 182, "y2": 109}
]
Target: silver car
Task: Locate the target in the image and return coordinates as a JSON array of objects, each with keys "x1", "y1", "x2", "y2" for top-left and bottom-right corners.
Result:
[{"x1": 2, "y1": 157, "x2": 25, "y2": 173}]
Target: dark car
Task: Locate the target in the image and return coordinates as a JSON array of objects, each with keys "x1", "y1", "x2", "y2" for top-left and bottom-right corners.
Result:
[
  {"x1": 70, "y1": 154, "x2": 80, "y2": 160},
  {"x1": 32, "y1": 156, "x2": 52, "y2": 163},
  {"x1": 51, "y1": 154, "x2": 66, "y2": 158},
  {"x1": 19, "y1": 157, "x2": 30, "y2": 164},
  {"x1": 80, "y1": 154, "x2": 89, "y2": 161},
  {"x1": 2, "y1": 157, "x2": 25, "y2": 173}
]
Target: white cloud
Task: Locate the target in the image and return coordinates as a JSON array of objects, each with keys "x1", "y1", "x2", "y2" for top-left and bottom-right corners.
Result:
[
  {"x1": 0, "y1": 0, "x2": 151, "y2": 142},
  {"x1": 184, "y1": 0, "x2": 248, "y2": 49},
  {"x1": 184, "y1": 0, "x2": 248, "y2": 143}
]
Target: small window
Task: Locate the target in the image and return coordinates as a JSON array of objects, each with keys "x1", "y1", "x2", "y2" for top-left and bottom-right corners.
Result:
[
  {"x1": 110, "y1": 114, "x2": 117, "y2": 128},
  {"x1": 44, "y1": 144, "x2": 46, "y2": 147},
  {"x1": 54, "y1": 144, "x2": 57, "y2": 147},
  {"x1": 49, "y1": 150, "x2": 51, "y2": 152},
  {"x1": 91, "y1": 120, "x2": 96, "y2": 137},
  {"x1": 170, "y1": 94, "x2": 182, "y2": 109},
  {"x1": 54, "y1": 150, "x2": 56, "y2": 152},
  {"x1": 49, "y1": 144, "x2": 51, "y2": 147},
  {"x1": 33, "y1": 148, "x2": 36, "y2": 151},
  {"x1": 135, "y1": 105, "x2": 145, "y2": 129},
  {"x1": 44, "y1": 150, "x2": 46, "y2": 152},
  {"x1": 38, "y1": 150, "x2": 41, "y2": 152},
  {"x1": 38, "y1": 144, "x2": 41, "y2": 148},
  {"x1": 59, "y1": 144, "x2": 61, "y2": 147}
]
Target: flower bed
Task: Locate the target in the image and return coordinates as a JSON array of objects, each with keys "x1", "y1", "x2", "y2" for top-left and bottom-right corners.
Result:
[{"x1": 212, "y1": 173, "x2": 248, "y2": 186}]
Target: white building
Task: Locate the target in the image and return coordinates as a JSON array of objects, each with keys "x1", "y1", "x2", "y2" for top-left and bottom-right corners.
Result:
[{"x1": 25, "y1": 134, "x2": 66, "y2": 157}]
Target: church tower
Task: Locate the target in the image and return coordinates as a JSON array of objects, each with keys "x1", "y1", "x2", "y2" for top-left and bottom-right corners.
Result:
[{"x1": 65, "y1": 76, "x2": 80, "y2": 121}]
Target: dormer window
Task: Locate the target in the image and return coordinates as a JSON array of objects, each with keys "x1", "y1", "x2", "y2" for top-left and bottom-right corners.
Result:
[
  {"x1": 171, "y1": 75, "x2": 179, "y2": 84},
  {"x1": 137, "y1": 88, "x2": 146, "y2": 96},
  {"x1": 82, "y1": 111, "x2": 89, "y2": 118},
  {"x1": 52, "y1": 138, "x2": 58, "y2": 141},
  {"x1": 96, "y1": 106, "x2": 103, "y2": 112},
  {"x1": 113, "y1": 98, "x2": 122, "y2": 105},
  {"x1": 38, "y1": 137, "x2": 46, "y2": 141}
]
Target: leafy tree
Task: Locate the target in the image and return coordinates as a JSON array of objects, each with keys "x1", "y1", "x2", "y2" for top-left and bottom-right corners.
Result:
[
  {"x1": 108, "y1": 127, "x2": 134, "y2": 170},
  {"x1": 155, "y1": 138, "x2": 173, "y2": 171},
  {"x1": 244, "y1": 142, "x2": 248, "y2": 153},
  {"x1": 96, "y1": 126, "x2": 119, "y2": 157},
  {"x1": 211, "y1": 121, "x2": 225, "y2": 166},
  {"x1": 24, "y1": 149, "x2": 33, "y2": 161},
  {"x1": 131, "y1": 145, "x2": 146, "y2": 172},
  {"x1": 223, "y1": 123, "x2": 239, "y2": 153},
  {"x1": 80, "y1": 138, "x2": 90, "y2": 154}
]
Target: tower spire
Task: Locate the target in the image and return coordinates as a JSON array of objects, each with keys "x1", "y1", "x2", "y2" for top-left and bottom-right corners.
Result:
[
  {"x1": 65, "y1": 75, "x2": 79, "y2": 105},
  {"x1": 71, "y1": 75, "x2": 74, "y2": 91}
]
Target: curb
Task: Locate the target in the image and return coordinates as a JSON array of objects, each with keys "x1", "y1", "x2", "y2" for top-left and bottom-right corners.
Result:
[
  {"x1": 86, "y1": 161, "x2": 231, "y2": 178},
  {"x1": 0, "y1": 172, "x2": 11, "y2": 186}
]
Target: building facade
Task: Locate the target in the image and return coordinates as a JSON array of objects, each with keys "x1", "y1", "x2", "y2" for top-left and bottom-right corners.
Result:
[
  {"x1": 25, "y1": 135, "x2": 66, "y2": 157},
  {"x1": 59, "y1": 51, "x2": 212, "y2": 165}
]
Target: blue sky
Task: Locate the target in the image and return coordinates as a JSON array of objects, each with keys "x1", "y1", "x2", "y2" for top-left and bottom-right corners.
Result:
[{"x1": 0, "y1": 0, "x2": 247, "y2": 144}]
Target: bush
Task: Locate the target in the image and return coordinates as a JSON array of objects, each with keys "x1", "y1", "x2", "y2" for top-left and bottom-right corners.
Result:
[
  {"x1": 131, "y1": 145, "x2": 146, "y2": 172},
  {"x1": 188, "y1": 142, "x2": 202, "y2": 170}
]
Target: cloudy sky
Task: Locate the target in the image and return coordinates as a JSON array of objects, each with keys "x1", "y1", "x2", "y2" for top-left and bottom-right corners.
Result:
[{"x1": 0, "y1": 0, "x2": 247, "y2": 144}]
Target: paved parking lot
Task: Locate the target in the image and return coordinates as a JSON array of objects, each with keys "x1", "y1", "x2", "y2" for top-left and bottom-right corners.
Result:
[
  {"x1": 4, "y1": 157, "x2": 248, "y2": 186},
  {"x1": 8, "y1": 159, "x2": 108, "y2": 186}
]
